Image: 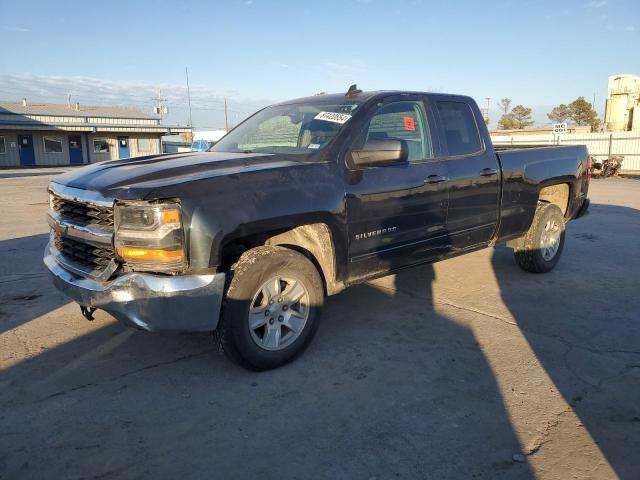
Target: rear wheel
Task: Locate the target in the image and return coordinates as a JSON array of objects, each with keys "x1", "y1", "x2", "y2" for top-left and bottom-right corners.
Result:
[
  {"x1": 513, "y1": 203, "x2": 566, "y2": 273},
  {"x1": 216, "y1": 245, "x2": 324, "y2": 370}
]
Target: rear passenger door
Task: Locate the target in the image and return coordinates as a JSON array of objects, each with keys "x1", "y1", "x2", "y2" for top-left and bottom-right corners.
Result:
[
  {"x1": 434, "y1": 98, "x2": 500, "y2": 249},
  {"x1": 345, "y1": 96, "x2": 449, "y2": 281}
]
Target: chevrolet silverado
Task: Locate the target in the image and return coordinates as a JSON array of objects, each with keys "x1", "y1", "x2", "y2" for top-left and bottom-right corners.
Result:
[{"x1": 45, "y1": 87, "x2": 591, "y2": 370}]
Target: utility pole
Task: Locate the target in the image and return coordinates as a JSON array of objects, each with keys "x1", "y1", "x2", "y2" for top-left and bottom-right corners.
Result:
[
  {"x1": 483, "y1": 97, "x2": 491, "y2": 126},
  {"x1": 153, "y1": 89, "x2": 168, "y2": 121},
  {"x1": 224, "y1": 97, "x2": 229, "y2": 132},
  {"x1": 185, "y1": 67, "x2": 193, "y2": 128}
]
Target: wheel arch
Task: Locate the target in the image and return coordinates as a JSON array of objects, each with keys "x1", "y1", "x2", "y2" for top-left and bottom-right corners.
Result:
[
  {"x1": 218, "y1": 221, "x2": 345, "y2": 296},
  {"x1": 537, "y1": 182, "x2": 571, "y2": 216}
]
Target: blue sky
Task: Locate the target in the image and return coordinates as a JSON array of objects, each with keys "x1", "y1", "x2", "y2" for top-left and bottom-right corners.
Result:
[{"x1": 0, "y1": 0, "x2": 637, "y2": 128}]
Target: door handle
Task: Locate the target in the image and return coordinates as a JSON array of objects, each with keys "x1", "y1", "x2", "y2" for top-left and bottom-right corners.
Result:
[
  {"x1": 480, "y1": 168, "x2": 498, "y2": 176},
  {"x1": 424, "y1": 174, "x2": 448, "y2": 184}
]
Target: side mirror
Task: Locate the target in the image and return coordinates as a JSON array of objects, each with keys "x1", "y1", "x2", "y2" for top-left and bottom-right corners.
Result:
[{"x1": 350, "y1": 139, "x2": 408, "y2": 168}]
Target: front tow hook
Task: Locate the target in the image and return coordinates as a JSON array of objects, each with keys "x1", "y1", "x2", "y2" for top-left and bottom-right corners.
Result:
[{"x1": 80, "y1": 305, "x2": 97, "y2": 321}]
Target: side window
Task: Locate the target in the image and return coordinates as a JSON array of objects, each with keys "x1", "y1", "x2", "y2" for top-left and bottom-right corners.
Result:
[
  {"x1": 365, "y1": 101, "x2": 431, "y2": 161},
  {"x1": 436, "y1": 101, "x2": 482, "y2": 156}
]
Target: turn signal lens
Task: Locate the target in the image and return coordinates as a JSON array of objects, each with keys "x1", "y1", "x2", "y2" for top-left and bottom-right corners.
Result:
[
  {"x1": 161, "y1": 208, "x2": 181, "y2": 225},
  {"x1": 117, "y1": 247, "x2": 184, "y2": 263}
]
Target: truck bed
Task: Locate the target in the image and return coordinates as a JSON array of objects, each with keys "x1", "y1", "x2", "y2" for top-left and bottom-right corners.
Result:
[
  {"x1": 495, "y1": 144, "x2": 589, "y2": 240},
  {"x1": 494, "y1": 144, "x2": 563, "y2": 151}
]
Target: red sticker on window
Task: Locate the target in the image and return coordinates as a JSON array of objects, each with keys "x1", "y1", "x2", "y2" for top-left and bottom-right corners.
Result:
[{"x1": 404, "y1": 116, "x2": 416, "y2": 131}]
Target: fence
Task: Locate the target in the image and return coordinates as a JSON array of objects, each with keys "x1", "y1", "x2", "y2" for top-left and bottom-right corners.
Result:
[{"x1": 490, "y1": 131, "x2": 640, "y2": 172}]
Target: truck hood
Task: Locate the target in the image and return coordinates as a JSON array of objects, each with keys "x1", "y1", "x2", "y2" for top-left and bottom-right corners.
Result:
[{"x1": 54, "y1": 151, "x2": 304, "y2": 199}]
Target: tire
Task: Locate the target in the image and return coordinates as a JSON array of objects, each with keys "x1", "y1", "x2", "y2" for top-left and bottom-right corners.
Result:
[
  {"x1": 216, "y1": 245, "x2": 324, "y2": 371},
  {"x1": 513, "y1": 203, "x2": 566, "y2": 273}
]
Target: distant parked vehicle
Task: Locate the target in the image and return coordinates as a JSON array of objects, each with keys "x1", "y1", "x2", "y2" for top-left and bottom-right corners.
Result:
[{"x1": 191, "y1": 139, "x2": 210, "y2": 152}]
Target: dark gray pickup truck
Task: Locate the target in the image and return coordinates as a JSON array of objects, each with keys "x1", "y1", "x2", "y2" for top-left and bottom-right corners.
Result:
[{"x1": 45, "y1": 88, "x2": 591, "y2": 370}]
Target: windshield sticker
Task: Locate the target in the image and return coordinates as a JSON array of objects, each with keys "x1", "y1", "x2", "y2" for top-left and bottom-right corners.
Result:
[
  {"x1": 308, "y1": 143, "x2": 321, "y2": 149},
  {"x1": 314, "y1": 111, "x2": 352, "y2": 124},
  {"x1": 404, "y1": 116, "x2": 416, "y2": 131}
]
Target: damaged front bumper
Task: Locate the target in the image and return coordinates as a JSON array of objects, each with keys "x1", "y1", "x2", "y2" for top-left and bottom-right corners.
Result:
[{"x1": 44, "y1": 244, "x2": 225, "y2": 332}]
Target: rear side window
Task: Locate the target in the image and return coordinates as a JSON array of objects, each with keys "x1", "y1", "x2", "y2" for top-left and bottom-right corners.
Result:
[
  {"x1": 436, "y1": 101, "x2": 482, "y2": 156},
  {"x1": 365, "y1": 101, "x2": 431, "y2": 161}
]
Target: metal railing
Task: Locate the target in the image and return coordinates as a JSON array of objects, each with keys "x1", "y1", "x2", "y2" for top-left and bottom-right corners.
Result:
[{"x1": 490, "y1": 132, "x2": 640, "y2": 171}]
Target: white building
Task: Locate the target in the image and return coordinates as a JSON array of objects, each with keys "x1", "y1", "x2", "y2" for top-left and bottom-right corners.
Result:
[
  {"x1": 0, "y1": 99, "x2": 190, "y2": 167},
  {"x1": 192, "y1": 129, "x2": 228, "y2": 143},
  {"x1": 604, "y1": 74, "x2": 640, "y2": 132}
]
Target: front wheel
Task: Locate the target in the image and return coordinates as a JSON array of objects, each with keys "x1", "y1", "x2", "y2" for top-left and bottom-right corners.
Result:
[
  {"x1": 216, "y1": 245, "x2": 324, "y2": 371},
  {"x1": 513, "y1": 203, "x2": 566, "y2": 273}
]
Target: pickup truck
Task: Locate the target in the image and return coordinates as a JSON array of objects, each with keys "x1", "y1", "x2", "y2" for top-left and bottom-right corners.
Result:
[{"x1": 45, "y1": 87, "x2": 591, "y2": 370}]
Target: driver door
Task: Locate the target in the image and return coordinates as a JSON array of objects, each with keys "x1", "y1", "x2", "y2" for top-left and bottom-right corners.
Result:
[{"x1": 345, "y1": 96, "x2": 450, "y2": 281}]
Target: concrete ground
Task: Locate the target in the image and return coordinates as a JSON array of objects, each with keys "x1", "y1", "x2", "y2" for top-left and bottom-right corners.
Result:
[{"x1": 1, "y1": 169, "x2": 639, "y2": 480}]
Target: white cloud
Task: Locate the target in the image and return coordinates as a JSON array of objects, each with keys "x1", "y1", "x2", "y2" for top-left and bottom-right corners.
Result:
[
  {"x1": 1, "y1": 26, "x2": 30, "y2": 32},
  {"x1": 589, "y1": 0, "x2": 608, "y2": 8},
  {"x1": 0, "y1": 73, "x2": 273, "y2": 127}
]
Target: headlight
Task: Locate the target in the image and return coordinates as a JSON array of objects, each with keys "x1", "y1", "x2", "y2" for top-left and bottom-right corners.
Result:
[{"x1": 114, "y1": 201, "x2": 186, "y2": 272}]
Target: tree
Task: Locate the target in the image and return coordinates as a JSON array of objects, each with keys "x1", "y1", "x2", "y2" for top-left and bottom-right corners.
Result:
[
  {"x1": 510, "y1": 105, "x2": 534, "y2": 129},
  {"x1": 498, "y1": 104, "x2": 534, "y2": 130},
  {"x1": 547, "y1": 97, "x2": 600, "y2": 131},
  {"x1": 498, "y1": 113, "x2": 517, "y2": 130},
  {"x1": 497, "y1": 98, "x2": 512, "y2": 115},
  {"x1": 497, "y1": 98, "x2": 514, "y2": 130},
  {"x1": 547, "y1": 104, "x2": 571, "y2": 123},
  {"x1": 568, "y1": 97, "x2": 600, "y2": 131}
]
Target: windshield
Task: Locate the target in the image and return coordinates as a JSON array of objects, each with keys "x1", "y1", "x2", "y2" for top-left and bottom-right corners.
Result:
[{"x1": 210, "y1": 100, "x2": 362, "y2": 155}]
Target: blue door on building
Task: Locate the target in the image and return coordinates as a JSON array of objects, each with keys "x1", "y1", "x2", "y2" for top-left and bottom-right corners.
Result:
[
  {"x1": 18, "y1": 135, "x2": 36, "y2": 166},
  {"x1": 68, "y1": 135, "x2": 84, "y2": 164},
  {"x1": 117, "y1": 136, "x2": 130, "y2": 159}
]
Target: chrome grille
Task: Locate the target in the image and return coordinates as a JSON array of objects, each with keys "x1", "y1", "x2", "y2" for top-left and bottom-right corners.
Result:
[
  {"x1": 53, "y1": 233, "x2": 115, "y2": 271},
  {"x1": 51, "y1": 194, "x2": 114, "y2": 229},
  {"x1": 48, "y1": 183, "x2": 117, "y2": 278}
]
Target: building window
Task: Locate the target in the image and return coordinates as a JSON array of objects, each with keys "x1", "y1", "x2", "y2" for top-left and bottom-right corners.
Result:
[
  {"x1": 93, "y1": 139, "x2": 110, "y2": 153},
  {"x1": 0, "y1": 136, "x2": 5, "y2": 154},
  {"x1": 43, "y1": 136, "x2": 63, "y2": 153},
  {"x1": 137, "y1": 138, "x2": 152, "y2": 152}
]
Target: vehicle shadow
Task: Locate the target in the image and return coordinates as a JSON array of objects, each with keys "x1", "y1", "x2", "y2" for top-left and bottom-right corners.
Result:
[
  {"x1": 0, "y1": 257, "x2": 533, "y2": 479},
  {"x1": 0, "y1": 233, "x2": 69, "y2": 335},
  {"x1": 491, "y1": 202, "x2": 640, "y2": 480}
]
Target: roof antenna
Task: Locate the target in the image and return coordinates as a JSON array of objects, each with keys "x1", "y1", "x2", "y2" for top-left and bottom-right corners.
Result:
[{"x1": 345, "y1": 84, "x2": 362, "y2": 98}]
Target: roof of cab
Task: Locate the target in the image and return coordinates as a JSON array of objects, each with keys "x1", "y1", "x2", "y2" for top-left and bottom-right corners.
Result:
[{"x1": 273, "y1": 90, "x2": 474, "y2": 106}]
